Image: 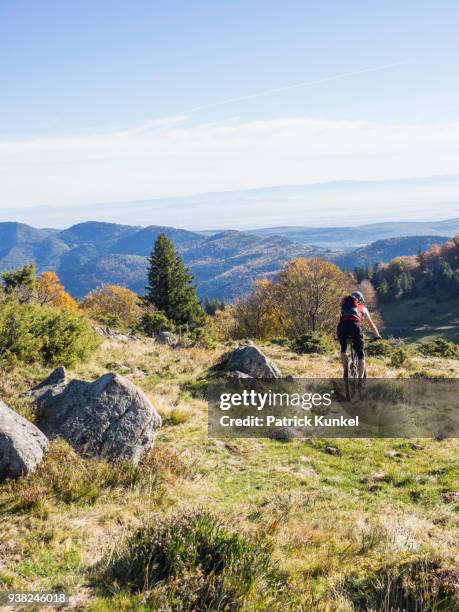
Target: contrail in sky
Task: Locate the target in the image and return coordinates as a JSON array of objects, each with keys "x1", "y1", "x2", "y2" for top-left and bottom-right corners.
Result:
[
  {"x1": 185, "y1": 60, "x2": 410, "y2": 114},
  {"x1": 128, "y1": 60, "x2": 409, "y2": 135}
]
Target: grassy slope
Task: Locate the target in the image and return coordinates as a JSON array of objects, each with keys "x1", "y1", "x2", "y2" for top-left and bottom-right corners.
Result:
[
  {"x1": 381, "y1": 297, "x2": 459, "y2": 343},
  {"x1": 0, "y1": 340, "x2": 458, "y2": 610}
]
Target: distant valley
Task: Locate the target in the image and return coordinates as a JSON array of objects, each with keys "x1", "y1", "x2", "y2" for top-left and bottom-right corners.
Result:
[{"x1": 0, "y1": 220, "x2": 455, "y2": 301}]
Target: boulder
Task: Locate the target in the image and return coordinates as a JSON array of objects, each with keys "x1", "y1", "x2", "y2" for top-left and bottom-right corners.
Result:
[
  {"x1": 0, "y1": 400, "x2": 48, "y2": 480},
  {"x1": 158, "y1": 331, "x2": 175, "y2": 344},
  {"x1": 31, "y1": 368, "x2": 162, "y2": 465},
  {"x1": 225, "y1": 344, "x2": 282, "y2": 378}
]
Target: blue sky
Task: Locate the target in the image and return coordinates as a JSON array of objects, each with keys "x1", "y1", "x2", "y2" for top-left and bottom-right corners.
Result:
[{"x1": 1, "y1": 1, "x2": 459, "y2": 225}]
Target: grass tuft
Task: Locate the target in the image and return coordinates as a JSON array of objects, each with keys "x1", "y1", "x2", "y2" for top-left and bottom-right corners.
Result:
[{"x1": 95, "y1": 508, "x2": 291, "y2": 609}]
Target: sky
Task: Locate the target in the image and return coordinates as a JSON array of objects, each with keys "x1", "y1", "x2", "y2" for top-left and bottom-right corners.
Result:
[{"x1": 1, "y1": 1, "x2": 459, "y2": 227}]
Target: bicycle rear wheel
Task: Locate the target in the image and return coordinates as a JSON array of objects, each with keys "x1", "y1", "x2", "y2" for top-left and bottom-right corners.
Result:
[{"x1": 345, "y1": 347, "x2": 358, "y2": 401}]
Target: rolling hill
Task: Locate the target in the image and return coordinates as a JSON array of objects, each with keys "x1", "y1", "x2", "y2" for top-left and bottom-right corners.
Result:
[
  {"x1": 252, "y1": 219, "x2": 459, "y2": 248},
  {"x1": 333, "y1": 235, "x2": 450, "y2": 270},
  {"x1": 0, "y1": 220, "x2": 454, "y2": 301},
  {"x1": 0, "y1": 222, "x2": 323, "y2": 301}
]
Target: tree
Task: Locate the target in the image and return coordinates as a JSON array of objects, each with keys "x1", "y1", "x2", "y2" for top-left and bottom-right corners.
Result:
[
  {"x1": 354, "y1": 266, "x2": 365, "y2": 283},
  {"x1": 203, "y1": 297, "x2": 225, "y2": 316},
  {"x1": 1, "y1": 262, "x2": 36, "y2": 303},
  {"x1": 83, "y1": 284, "x2": 142, "y2": 329},
  {"x1": 144, "y1": 234, "x2": 205, "y2": 330},
  {"x1": 233, "y1": 279, "x2": 282, "y2": 339},
  {"x1": 37, "y1": 272, "x2": 78, "y2": 310},
  {"x1": 376, "y1": 278, "x2": 389, "y2": 302},
  {"x1": 276, "y1": 258, "x2": 352, "y2": 336}
]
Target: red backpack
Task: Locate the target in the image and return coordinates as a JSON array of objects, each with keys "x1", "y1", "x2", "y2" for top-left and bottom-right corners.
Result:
[{"x1": 340, "y1": 295, "x2": 360, "y2": 321}]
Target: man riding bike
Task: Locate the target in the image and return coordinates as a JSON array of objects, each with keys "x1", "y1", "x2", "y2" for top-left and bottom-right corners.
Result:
[{"x1": 337, "y1": 291, "x2": 381, "y2": 379}]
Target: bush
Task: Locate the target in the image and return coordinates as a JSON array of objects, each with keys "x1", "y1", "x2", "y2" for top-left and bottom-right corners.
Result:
[
  {"x1": 96, "y1": 509, "x2": 289, "y2": 609},
  {"x1": 365, "y1": 339, "x2": 394, "y2": 358},
  {"x1": 389, "y1": 345, "x2": 411, "y2": 368},
  {"x1": 420, "y1": 337, "x2": 459, "y2": 359},
  {"x1": 83, "y1": 284, "x2": 142, "y2": 330},
  {"x1": 139, "y1": 311, "x2": 175, "y2": 337},
  {"x1": 293, "y1": 331, "x2": 335, "y2": 355},
  {"x1": 0, "y1": 301, "x2": 99, "y2": 367}
]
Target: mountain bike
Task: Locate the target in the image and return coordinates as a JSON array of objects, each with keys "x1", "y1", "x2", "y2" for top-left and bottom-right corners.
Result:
[{"x1": 344, "y1": 337, "x2": 380, "y2": 401}]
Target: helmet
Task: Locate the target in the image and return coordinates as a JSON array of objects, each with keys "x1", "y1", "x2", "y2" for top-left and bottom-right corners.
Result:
[{"x1": 351, "y1": 291, "x2": 365, "y2": 304}]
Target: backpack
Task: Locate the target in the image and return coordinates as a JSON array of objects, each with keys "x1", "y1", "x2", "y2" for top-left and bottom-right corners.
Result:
[{"x1": 340, "y1": 295, "x2": 360, "y2": 320}]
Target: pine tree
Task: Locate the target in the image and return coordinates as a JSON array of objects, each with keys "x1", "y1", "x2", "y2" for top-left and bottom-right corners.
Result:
[{"x1": 145, "y1": 234, "x2": 205, "y2": 330}]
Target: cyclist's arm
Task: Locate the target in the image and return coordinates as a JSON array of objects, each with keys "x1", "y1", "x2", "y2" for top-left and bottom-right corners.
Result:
[{"x1": 364, "y1": 310, "x2": 381, "y2": 337}]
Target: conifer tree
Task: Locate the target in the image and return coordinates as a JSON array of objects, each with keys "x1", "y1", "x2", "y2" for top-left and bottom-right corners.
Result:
[{"x1": 145, "y1": 234, "x2": 205, "y2": 330}]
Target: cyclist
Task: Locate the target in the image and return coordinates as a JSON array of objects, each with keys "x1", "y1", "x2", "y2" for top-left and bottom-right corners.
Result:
[{"x1": 337, "y1": 290, "x2": 381, "y2": 379}]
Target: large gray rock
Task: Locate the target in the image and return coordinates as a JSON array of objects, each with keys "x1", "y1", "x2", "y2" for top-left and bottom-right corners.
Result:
[
  {"x1": 226, "y1": 344, "x2": 282, "y2": 378},
  {"x1": 0, "y1": 400, "x2": 48, "y2": 480},
  {"x1": 31, "y1": 367, "x2": 161, "y2": 465}
]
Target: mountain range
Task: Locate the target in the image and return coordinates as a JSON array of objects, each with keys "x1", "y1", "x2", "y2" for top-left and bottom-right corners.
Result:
[{"x1": 0, "y1": 220, "x2": 455, "y2": 301}]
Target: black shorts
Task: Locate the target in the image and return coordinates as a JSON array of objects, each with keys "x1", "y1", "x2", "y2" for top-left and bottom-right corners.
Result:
[{"x1": 337, "y1": 320, "x2": 365, "y2": 359}]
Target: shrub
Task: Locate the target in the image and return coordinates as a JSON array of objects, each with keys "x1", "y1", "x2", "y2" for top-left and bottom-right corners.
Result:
[
  {"x1": 96, "y1": 509, "x2": 289, "y2": 609},
  {"x1": 83, "y1": 284, "x2": 142, "y2": 330},
  {"x1": 140, "y1": 311, "x2": 175, "y2": 336},
  {"x1": 420, "y1": 337, "x2": 459, "y2": 359},
  {"x1": 389, "y1": 345, "x2": 411, "y2": 368},
  {"x1": 365, "y1": 339, "x2": 394, "y2": 358},
  {"x1": 293, "y1": 331, "x2": 335, "y2": 355},
  {"x1": 0, "y1": 301, "x2": 99, "y2": 367}
]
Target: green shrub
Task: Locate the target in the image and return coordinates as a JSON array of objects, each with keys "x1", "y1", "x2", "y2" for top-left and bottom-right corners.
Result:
[
  {"x1": 389, "y1": 345, "x2": 411, "y2": 368},
  {"x1": 139, "y1": 311, "x2": 175, "y2": 336},
  {"x1": 420, "y1": 337, "x2": 459, "y2": 359},
  {"x1": 0, "y1": 302, "x2": 99, "y2": 367},
  {"x1": 365, "y1": 339, "x2": 394, "y2": 358},
  {"x1": 96, "y1": 509, "x2": 289, "y2": 609},
  {"x1": 293, "y1": 331, "x2": 335, "y2": 355}
]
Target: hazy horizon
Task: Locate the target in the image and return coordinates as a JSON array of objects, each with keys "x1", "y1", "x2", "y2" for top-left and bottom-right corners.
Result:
[{"x1": 1, "y1": 174, "x2": 458, "y2": 230}]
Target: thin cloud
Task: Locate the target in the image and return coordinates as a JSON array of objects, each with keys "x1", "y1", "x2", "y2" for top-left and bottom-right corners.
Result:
[
  {"x1": 130, "y1": 61, "x2": 410, "y2": 136},
  {"x1": 185, "y1": 61, "x2": 410, "y2": 114}
]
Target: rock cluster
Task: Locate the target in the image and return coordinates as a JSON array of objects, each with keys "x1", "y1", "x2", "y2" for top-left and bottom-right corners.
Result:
[{"x1": 0, "y1": 367, "x2": 162, "y2": 480}]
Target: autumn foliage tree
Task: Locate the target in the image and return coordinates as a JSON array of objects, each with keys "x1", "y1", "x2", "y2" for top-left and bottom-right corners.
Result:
[
  {"x1": 232, "y1": 279, "x2": 282, "y2": 339},
  {"x1": 37, "y1": 272, "x2": 78, "y2": 310},
  {"x1": 232, "y1": 258, "x2": 354, "y2": 340},
  {"x1": 83, "y1": 284, "x2": 142, "y2": 329}
]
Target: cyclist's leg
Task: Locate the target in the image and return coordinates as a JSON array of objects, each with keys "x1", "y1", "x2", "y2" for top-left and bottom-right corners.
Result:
[
  {"x1": 337, "y1": 322, "x2": 349, "y2": 371},
  {"x1": 352, "y1": 327, "x2": 365, "y2": 378}
]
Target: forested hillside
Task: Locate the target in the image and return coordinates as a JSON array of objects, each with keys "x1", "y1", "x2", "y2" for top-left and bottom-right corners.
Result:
[
  {"x1": 362, "y1": 236, "x2": 459, "y2": 341},
  {"x1": 1, "y1": 220, "x2": 458, "y2": 302}
]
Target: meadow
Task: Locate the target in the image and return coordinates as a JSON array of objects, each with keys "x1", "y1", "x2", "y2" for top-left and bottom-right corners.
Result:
[{"x1": 1, "y1": 338, "x2": 458, "y2": 610}]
